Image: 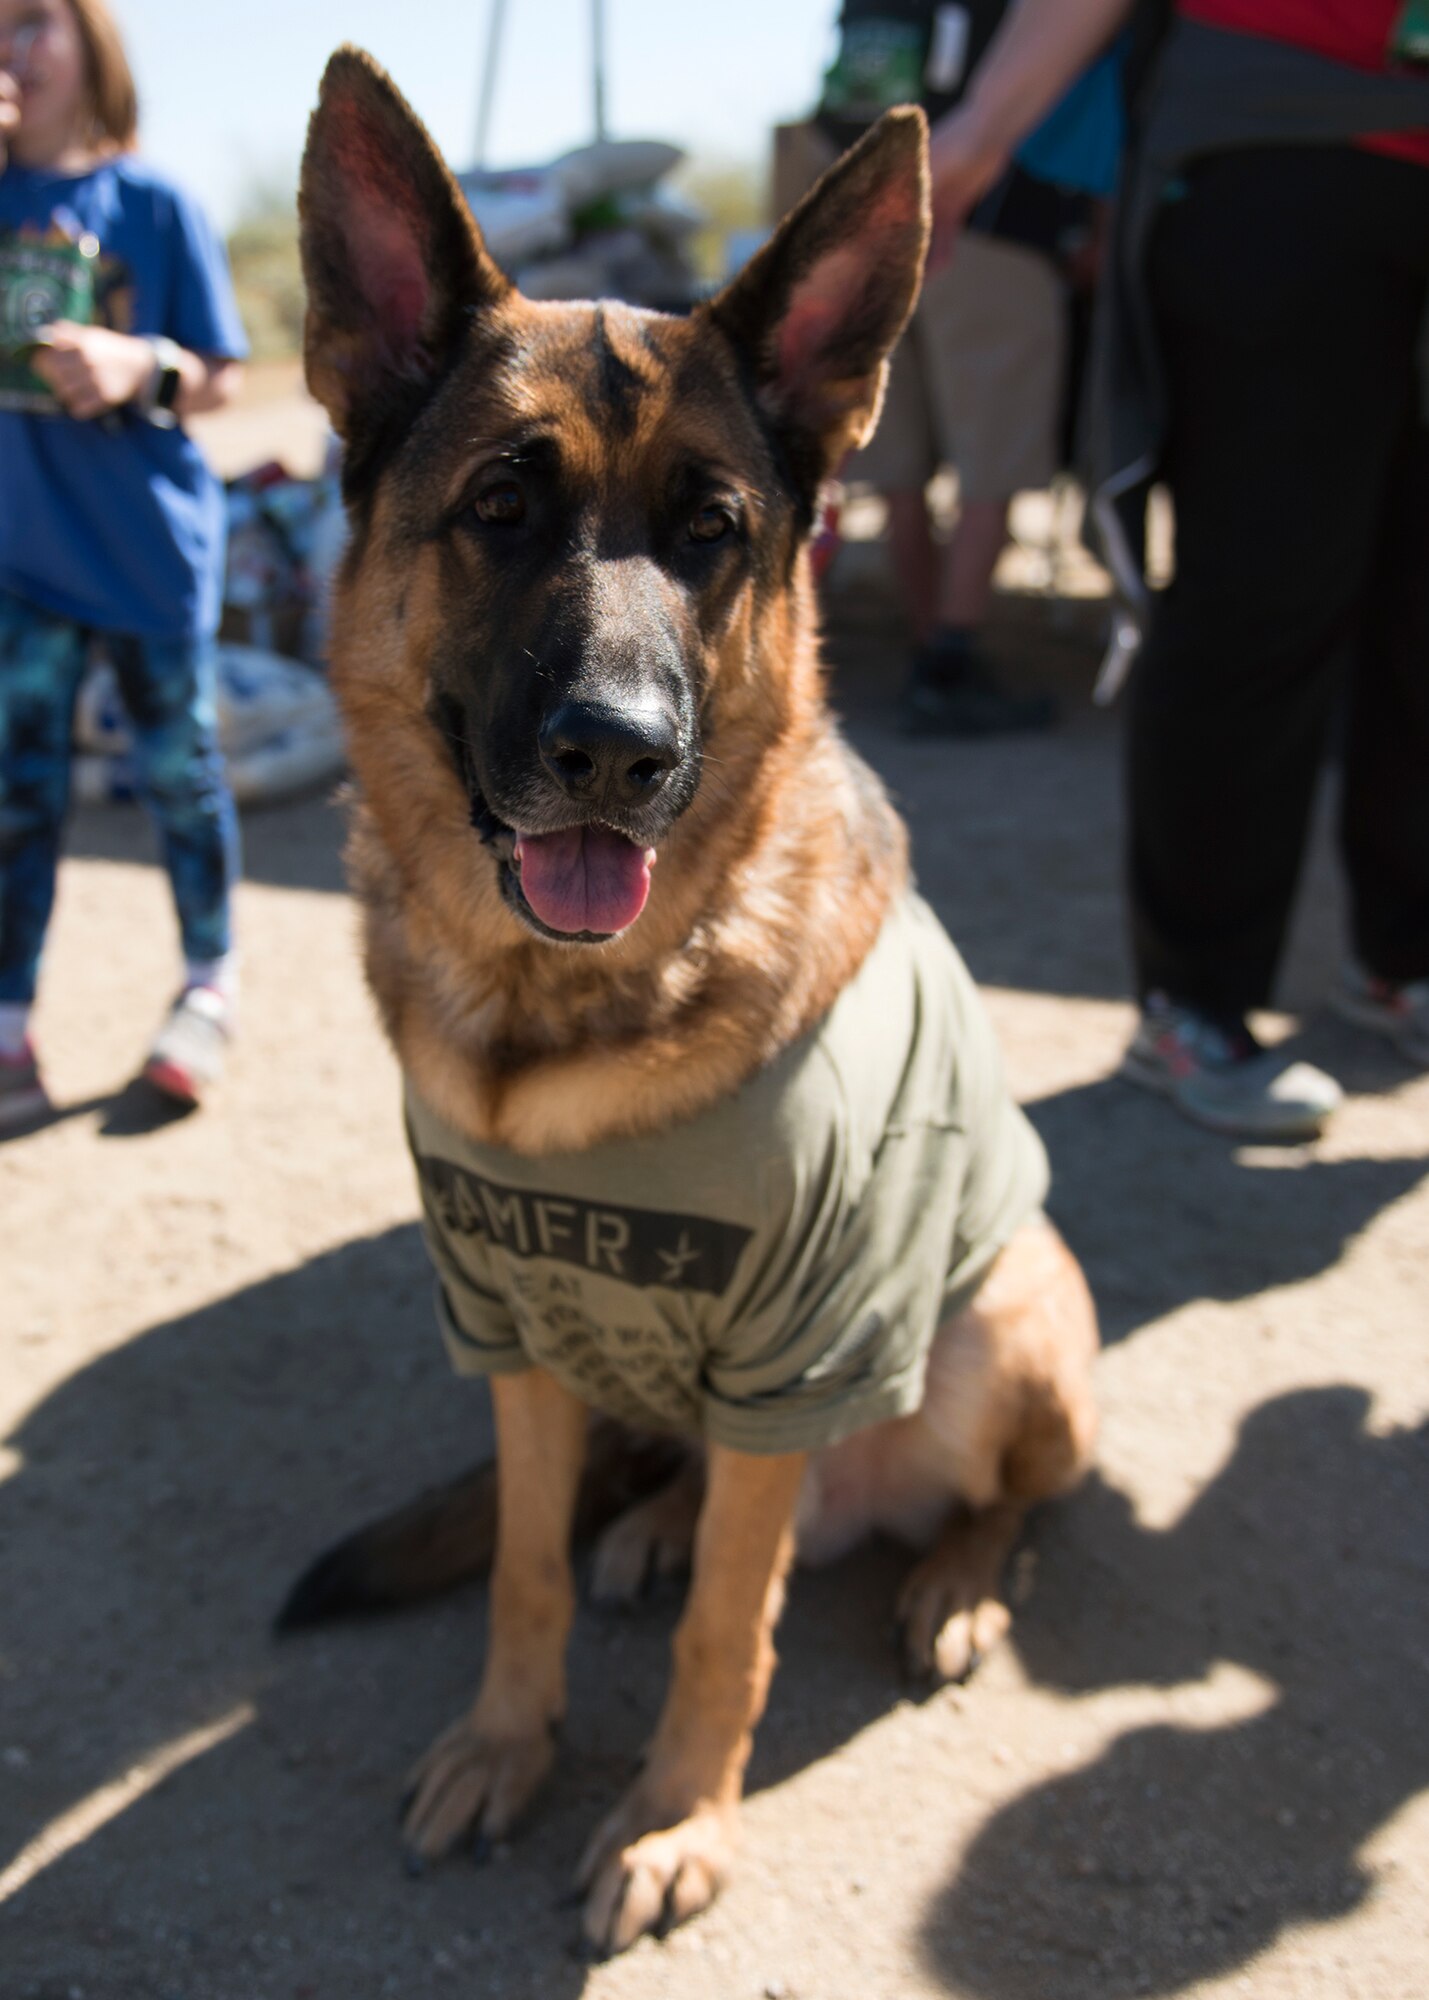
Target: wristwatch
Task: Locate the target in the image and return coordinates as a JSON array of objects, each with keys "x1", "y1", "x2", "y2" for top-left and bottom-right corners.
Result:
[{"x1": 136, "y1": 335, "x2": 184, "y2": 426}]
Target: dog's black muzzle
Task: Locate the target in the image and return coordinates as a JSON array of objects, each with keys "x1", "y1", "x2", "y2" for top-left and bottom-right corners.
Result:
[{"x1": 435, "y1": 688, "x2": 700, "y2": 945}]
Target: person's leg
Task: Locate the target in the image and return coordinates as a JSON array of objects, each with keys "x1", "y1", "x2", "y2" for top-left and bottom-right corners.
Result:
[
  {"x1": 110, "y1": 630, "x2": 240, "y2": 980},
  {"x1": 936, "y1": 495, "x2": 1010, "y2": 631},
  {"x1": 110, "y1": 630, "x2": 241, "y2": 1100},
  {"x1": 883, "y1": 488, "x2": 939, "y2": 645},
  {"x1": 1342, "y1": 406, "x2": 1429, "y2": 942},
  {"x1": 0, "y1": 591, "x2": 90, "y2": 1011},
  {"x1": 1331, "y1": 413, "x2": 1429, "y2": 1065},
  {"x1": 844, "y1": 313, "x2": 938, "y2": 643},
  {"x1": 908, "y1": 234, "x2": 1063, "y2": 734},
  {"x1": 0, "y1": 591, "x2": 89, "y2": 1124},
  {"x1": 1129, "y1": 149, "x2": 1429, "y2": 1023}
]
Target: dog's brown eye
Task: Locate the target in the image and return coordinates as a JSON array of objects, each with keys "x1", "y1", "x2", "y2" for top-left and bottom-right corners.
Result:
[
  {"x1": 689, "y1": 504, "x2": 734, "y2": 545},
  {"x1": 473, "y1": 481, "x2": 525, "y2": 526}
]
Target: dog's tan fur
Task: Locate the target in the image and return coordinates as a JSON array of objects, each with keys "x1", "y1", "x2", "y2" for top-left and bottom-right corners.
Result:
[{"x1": 296, "y1": 48, "x2": 1098, "y2": 1952}]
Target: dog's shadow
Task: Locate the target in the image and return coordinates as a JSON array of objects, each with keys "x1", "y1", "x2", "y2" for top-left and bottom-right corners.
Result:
[
  {"x1": 919, "y1": 1386, "x2": 1429, "y2": 1999},
  {"x1": 3, "y1": 1222, "x2": 1425, "y2": 1994},
  {"x1": 0, "y1": 1224, "x2": 909, "y2": 1994},
  {"x1": 0, "y1": 1226, "x2": 598, "y2": 1995}
]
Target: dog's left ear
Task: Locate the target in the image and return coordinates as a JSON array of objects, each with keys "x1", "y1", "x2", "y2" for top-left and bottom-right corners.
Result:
[
  {"x1": 298, "y1": 46, "x2": 510, "y2": 450},
  {"x1": 703, "y1": 107, "x2": 929, "y2": 498}
]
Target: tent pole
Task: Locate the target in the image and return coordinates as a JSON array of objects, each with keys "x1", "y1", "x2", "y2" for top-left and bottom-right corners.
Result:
[
  {"x1": 592, "y1": 0, "x2": 609, "y2": 142},
  {"x1": 474, "y1": 0, "x2": 508, "y2": 166}
]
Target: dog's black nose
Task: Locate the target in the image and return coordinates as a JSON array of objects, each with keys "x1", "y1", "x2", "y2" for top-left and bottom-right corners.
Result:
[{"x1": 538, "y1": 700, "x2": 681, "y2": 807}]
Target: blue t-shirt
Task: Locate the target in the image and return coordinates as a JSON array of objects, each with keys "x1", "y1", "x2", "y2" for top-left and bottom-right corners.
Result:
[
  {"x1": 0, "y1": 155, "x2": 248, "y2": 640},
  {"x1": 1015, "y1": 46, "x2": 1126, "y2": 199}
]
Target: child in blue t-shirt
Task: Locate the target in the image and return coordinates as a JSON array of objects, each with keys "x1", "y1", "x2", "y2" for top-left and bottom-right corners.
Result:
[{"x1": 0, "y1": 0, "x2": 248, "y2": 1125}]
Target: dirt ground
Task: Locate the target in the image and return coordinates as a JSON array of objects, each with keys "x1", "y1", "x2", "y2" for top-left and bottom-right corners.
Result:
[{"x1": 2, "y1": 405, "x2": 1426, "y2": 1999}]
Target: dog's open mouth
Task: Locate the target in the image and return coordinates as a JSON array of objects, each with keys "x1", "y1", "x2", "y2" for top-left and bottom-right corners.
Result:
[
  {"x1": 449, "y1": 719, "x2": 664, "y2": 943},
  {"x1": 511, "y1": 826, "x2": 656, "y2": 938}
]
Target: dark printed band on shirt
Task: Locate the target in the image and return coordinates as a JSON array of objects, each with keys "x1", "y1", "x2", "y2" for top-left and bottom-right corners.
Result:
[{"x1": 415, "y1": 1152, "x2": 755, "y2": 1297}]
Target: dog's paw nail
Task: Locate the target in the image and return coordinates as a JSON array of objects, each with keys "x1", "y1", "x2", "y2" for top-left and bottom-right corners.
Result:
[
  {"x1": 470, "y1": 1833, "x2": 492, "y2": 1866},
  {"x1": 402, "y1": 1846, "x2": 428, "y2": 1879}
]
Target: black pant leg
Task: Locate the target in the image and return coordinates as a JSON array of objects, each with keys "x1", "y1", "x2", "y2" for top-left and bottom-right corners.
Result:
[
  {"x1": 1342, "y1": 423, "x2": 1429, "y2": 983},
  {"x1": 1127, "y1": 148, "x2": 1429, "y2": 1013}
]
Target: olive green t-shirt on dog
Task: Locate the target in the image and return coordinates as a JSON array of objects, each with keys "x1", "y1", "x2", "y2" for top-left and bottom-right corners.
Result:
[{"x1": 404, "y1": 893, "x2": 1048, "y2": 1457}]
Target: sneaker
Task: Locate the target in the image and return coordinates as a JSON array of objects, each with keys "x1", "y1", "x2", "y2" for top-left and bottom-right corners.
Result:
[
  {"x1": 901, "y1": 633, "x2": 1057, "y2": 738},
  {"x1": 1330, "y1": 964, "x2": 1429, "y2": 1068},
  {"x1": 1121, "y1": 996, "x2": 1342, "y2": 1140},
  {"x1": 0, "y1": 1039, "x2": 50, "y2": 1130},
  {"x1": 142, "y1": 984, "x2": 232, "y2": 1105}
]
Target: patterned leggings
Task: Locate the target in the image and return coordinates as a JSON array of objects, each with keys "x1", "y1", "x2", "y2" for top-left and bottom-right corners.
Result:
[{"x1": 0, "y1": 587, "x2": 240, "y2": 1005}]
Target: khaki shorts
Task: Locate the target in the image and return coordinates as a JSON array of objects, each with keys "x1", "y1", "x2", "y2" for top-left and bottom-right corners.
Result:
[{"x1": 772, "y1": 121, "x2": 1067, "y2": 504}]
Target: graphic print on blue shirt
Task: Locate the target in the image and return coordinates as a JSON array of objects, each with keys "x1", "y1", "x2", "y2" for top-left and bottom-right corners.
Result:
[{"x1": 0, "y1": 156, "x2": 248, "y2": 640}]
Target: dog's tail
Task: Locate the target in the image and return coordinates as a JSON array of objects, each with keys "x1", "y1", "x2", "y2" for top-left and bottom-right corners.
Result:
[{"x1": 275, "y1": 1420, "x2": 688, "y2": 1631}]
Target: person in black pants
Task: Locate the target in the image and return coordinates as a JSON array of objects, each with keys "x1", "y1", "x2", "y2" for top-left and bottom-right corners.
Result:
[
  {"x1": 1119, "y1": 144, "x2": 1429, "y2": 1135},
  {"x1": 922, "y1": 0, "x2": 1429, "y2": 1137}
]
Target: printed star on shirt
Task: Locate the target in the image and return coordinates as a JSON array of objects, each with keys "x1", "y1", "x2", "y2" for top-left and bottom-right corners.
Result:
[{"x1": 656, "y1": 1231, "x2": 702, "y2": 1285}]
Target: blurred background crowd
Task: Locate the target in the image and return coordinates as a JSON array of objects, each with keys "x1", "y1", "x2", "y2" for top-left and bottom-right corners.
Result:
[{"x1": 2, "y1": 0, "x2": 1427, "y2": 1134}]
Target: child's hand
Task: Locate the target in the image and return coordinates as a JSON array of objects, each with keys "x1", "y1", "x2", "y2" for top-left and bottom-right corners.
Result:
[{"x1": 29, "y1": 323, "x2": 157, "y2": 421}]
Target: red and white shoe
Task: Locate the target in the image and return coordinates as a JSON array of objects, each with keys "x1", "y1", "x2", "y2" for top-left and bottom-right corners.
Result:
[
  {"x1": 0, "y1": 1039, "x2": 50, "y2": 1131},
  {"x1": 142, "y1": 985, "x2": 233, "y2": 1105}
]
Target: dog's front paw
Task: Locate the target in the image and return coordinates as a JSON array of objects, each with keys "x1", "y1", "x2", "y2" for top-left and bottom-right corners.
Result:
[
  {"x1": 401, "y1": 1713, "x2": 555, "y2": 1866},
  {"x1": 575, "y1": 1783, "x2": 737, "y2": 1954},
  {"x1": 897, "y1": 1559, "x2": 1011, "y2": 1685}
]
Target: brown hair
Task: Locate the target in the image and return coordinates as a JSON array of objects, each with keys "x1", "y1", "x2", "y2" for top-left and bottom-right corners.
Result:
[{"x1": 67, "y1": 0, "x2": 139, "y2": 151}]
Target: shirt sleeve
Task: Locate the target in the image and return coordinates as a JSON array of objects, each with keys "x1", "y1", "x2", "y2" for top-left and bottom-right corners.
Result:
[
  {"x1": 418, "y1": 1211, "x2": 530, "y2": 1380},
  {"x1": 937, "y1": 966, "x2": 1051, "y2": 1317},
  {"x1": 700, "y1": 1073, "x2": 970, "y2": 1457},
  {"x1": 159, "y1": 183, "x2": 249, "y2": 361}
]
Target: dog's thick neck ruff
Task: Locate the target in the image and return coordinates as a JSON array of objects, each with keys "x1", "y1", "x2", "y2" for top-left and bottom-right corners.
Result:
[{"x1": 300, "y1": 48, "x2": 929, "y2": 1158}]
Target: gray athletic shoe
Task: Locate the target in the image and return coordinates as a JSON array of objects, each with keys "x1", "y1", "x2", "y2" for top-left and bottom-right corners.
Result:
[
  {"x1": 1121, "y1": 996, "x2": 1342, "y2": 1141},
  {"x1": 1330, "y1": 964, "x2": 1429, "y2": 1068},
  {"x1": 142, "y1": 984, "x2": 232, "y2": 1105},
  {"x1": 0, "y1": 1041, "x2": 49, "y2": 1131}
]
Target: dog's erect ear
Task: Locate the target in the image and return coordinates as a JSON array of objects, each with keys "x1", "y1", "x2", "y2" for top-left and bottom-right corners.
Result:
[
  {"x1": 298, "y1": 46, "x2": 509, "y2": 444},
  {"x1": 703, "y1": 108, "x2": 929, "y2": 498}
]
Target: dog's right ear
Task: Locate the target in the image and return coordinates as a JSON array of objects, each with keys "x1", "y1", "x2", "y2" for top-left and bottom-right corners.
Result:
[{"x1": 298, "y1": 47, "x2": 509, "y2": 447}]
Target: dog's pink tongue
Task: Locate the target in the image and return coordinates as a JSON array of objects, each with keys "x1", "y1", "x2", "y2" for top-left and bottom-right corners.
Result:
[{"x1": 515, "y1": 827, "x2": 652, "y2": 935}]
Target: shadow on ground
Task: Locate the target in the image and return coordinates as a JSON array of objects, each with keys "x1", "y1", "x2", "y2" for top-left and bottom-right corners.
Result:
[
  {"x1": 0, "y1": 1224, "x2": 916, "y2": 1995},
  {"x1": 4, "y1": 1189, "x2": 1425, "y2": 1994},
  {"x1": 1025, "y1": 1073, "x2": 1427, "y2": 1347},
  {"x1": 922, "y1": 1386, "x2": 1429, "y2": 1998}
]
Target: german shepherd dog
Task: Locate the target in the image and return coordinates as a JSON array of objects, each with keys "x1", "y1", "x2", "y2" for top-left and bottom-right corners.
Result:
[{"x1": 291, "y1": 49, "x2": 1098, "y2": 1955}]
